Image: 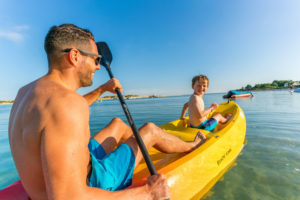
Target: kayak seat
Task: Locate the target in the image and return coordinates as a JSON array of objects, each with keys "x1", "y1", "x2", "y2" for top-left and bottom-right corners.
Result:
[{"x1": 0, "y1": 180, "x2": 29, "y2": 200}]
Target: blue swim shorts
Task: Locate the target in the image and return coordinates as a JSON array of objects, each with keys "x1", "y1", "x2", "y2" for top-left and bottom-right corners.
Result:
[
  {"x1": 88, "y1": 138, "x2": 135, "y2": 191},
  {"x1": 190, "y1": 118, "x2": 217, "y2": 132}
]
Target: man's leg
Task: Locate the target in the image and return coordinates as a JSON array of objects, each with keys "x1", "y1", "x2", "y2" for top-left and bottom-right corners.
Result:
[
  {"x1": 125, "y1": 122, "x2": 206, "y2": 168},
  {"x1": 92, "y1": 117, "x2": 132, "y2": 154}
]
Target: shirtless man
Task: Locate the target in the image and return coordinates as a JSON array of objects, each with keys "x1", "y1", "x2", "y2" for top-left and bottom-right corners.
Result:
[
  {"x1": 8, "y1": 24, "x2": 206, "y2": 200},
  {"x1": 180, "y1": 75, "x2": 231, "y2": 132}
]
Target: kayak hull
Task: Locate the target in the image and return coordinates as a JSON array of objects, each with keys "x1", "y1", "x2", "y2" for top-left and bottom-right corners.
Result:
[
  {"x1": 223, "y1": 90, "x2": 253, "y2": 99},
  {"x1": 294, "y1": 88, "x2": 300, "y2": 93},
  {"x1": 131, "y1": 101, "x2": 246, "y2": 199},
  {"x1": 223, "y1": 93, "x2": 254, "y2": 98},
  {"x1": 0, "y1": 180, "x2": 28, "y2": 200}
]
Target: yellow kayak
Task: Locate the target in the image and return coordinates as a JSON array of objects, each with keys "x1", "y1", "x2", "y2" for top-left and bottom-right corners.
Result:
[{"x1": 131, "y1": 100, "x2": 247, "y2": 200}]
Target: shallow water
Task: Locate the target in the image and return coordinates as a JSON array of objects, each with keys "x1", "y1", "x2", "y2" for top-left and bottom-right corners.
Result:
[{"x1": 1, "y1": 90, "x2": 300, "y2": 199}]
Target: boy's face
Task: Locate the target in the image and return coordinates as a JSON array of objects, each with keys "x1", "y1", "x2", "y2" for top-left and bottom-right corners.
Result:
[{"x1": 192, "y1": 79, "x2": 208, "y2": 95}]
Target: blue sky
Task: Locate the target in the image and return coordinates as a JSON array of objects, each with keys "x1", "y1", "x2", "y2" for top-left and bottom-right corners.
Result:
[{"x1": 0, "y1": 0, "x2": 299, "y2": 100}]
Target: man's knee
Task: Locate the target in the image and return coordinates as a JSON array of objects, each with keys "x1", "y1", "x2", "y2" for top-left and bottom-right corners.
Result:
[
  {"x1": 111, "y1": 117, "x2": 127, "y2": 126},
  {"x1": 141, "y1": 122, "x2": 159, "y2": 136},
  {"x1": 112, "y1": 117, "x2": 122, "y2": 123},
  {"x1": 111, "y1": 117, "x2": 131, "y2": 132},
  {"x1": 143, "y1": 122, "x2": 157, "y2": 130}
]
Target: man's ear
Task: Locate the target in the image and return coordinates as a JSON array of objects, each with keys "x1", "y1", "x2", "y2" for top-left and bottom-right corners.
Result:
[{"x1": 68, "y1": 49, "x2": 80, "y2": 66}]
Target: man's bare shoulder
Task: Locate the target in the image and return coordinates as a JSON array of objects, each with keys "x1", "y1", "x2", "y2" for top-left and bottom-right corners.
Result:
[
  {"x1": 30, "y1": 78, "x2": 90, "y2": 123},
  {"x1": 45, "y1": 88, "x2": 89, "y2": 118},
  {"x1": 34, "y1": 77, "x2": 87, "y2": 106},
  {"x1": 39, "y1": 83, "x2": 90, "y2": 140}
]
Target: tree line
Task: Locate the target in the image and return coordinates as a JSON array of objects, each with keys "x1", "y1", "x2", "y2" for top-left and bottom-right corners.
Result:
[{"x1": 240, "y1": 80, "x2": 299, "y2": 91}]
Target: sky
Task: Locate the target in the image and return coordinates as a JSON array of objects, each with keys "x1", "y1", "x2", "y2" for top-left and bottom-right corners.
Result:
[{"x1": 0, "y1": 0, "x2": 300, "y2": 100}]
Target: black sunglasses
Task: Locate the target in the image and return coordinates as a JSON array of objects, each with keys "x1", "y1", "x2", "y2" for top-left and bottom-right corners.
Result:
[{"x1": 62, "y1": 48, "x2": 102, "y2": 66}]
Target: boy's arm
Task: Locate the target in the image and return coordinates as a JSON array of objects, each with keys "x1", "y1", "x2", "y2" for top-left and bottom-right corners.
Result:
[
  {"x1": 180, "y1": 102, "x2": 189, "y2": 119},
  {"x1": 190, "y1": 96, "x2": 213, "y2": 119},
  {"x1": 198, "y1": 107, "x2": 213, "y2": 119}
]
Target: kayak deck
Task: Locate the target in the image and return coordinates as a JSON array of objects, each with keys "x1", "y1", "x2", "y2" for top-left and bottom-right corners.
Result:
[{"x1": 131, "y1": 101, "x2": 246, "y2": 199}]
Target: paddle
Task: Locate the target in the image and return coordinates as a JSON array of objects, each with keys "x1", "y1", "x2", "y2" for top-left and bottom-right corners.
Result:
[{"x1": 96, "y1": 42, "x2": 158, "y2": 176}]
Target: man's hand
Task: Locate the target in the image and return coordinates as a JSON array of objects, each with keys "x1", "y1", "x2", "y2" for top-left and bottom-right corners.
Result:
[
  {"x1": 146, "y1": 174, "x2": 170, "y2": 200},
  {"x1": 101, "y1": 78, "x2": 122, "y2": 94}
]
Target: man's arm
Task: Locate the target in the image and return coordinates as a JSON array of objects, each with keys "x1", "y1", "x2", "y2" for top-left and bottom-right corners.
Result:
[
  {"x1": 83, "y1": 78, "x2": 122, "y2": 106},
  {"x1": 180, "y1": 102, "x2": 189, "y2": 120},
  {"x1": 41, "y1": 94, "x2": 168, "y2": 200}
]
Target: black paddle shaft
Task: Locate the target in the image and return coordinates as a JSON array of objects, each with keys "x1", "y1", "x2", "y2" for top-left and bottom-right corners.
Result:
[
  {"x1": 108, "y1": 71, "x2": 172, "y2": 200},
  {"x1": 96, "y1": 42, "x2": 157, "y2": 175},
  {"x1": 107, "y1": 69, "x2": 157, "y2": 176},
  {"x1": 98, "y1": 42, "x2": 170, "y2": 200}
]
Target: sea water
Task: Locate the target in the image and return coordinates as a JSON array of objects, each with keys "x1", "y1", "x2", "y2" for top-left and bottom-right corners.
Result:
[{"x1": 0, "y1": 90, "x2": 300, "y2": 200}]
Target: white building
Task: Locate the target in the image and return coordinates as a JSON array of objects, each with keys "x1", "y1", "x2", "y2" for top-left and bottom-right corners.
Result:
[{"x1": 293, "y1": 81, "x2": 300, "y2": 86}]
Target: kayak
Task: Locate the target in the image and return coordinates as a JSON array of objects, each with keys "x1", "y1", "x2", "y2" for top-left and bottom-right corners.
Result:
[
  {"x1": 0, "y1": 101, "x2": 246, "y2": 200},
  {"x1": 0, "y1": 180, "x2": 28, "y2": 199},
  {"x1": 294, "y1": 88, "x2": 300, "y2": 93},
  {"x1": 130, "y1": 100, "x2": 247, "y2": 199},
  {"x1": 223, "y1": 90, "x2": 253, "y2": 99}
]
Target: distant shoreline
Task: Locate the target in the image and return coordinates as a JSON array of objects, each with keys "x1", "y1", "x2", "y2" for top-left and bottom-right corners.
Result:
[
  {"x1": 240, "y1": 87, "x2": 297, "y2": 92},
  {"x1": 0, "y1": 95, "x2": 173, "y2": 105},
  {"x1": 0, "y1": 101, "x2": 14, "y2": 105},
  {"x1": 1, "y1": 89, "x2": 296, "y2": 105},
  {"x1": 98, "y1": 94, "x2": 172, "y2": 101},
  {"x1": 238, "y1": 80, "x2": 300, "y2": 91}
]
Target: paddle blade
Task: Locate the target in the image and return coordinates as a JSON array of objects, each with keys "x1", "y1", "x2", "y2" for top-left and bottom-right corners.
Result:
[{"x1": 96, "y1": 42, "x2": 113, "y2": 68}]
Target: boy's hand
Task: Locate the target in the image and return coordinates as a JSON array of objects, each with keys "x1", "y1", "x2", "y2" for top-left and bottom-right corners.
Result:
[{"x1": 210, "y1": 102, "x2": 218, "y2": 110}]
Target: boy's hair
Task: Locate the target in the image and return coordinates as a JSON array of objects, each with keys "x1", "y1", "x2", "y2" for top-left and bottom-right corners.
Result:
[
  {"x1": 192, "y1": 75, "x2": 209, "y2": 87},
  {"x1": 44, "y1": 24, "x2": 94, "y2": 61}
]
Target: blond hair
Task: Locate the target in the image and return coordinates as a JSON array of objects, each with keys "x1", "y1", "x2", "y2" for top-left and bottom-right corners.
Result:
[{"x1": 192, "y1": 75, "x2": 209, "y2": 87}]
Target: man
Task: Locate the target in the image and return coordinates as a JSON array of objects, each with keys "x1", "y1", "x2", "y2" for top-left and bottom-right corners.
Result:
[{"x1": 9, "y1": 24, "x2": 206, "y2": 200}]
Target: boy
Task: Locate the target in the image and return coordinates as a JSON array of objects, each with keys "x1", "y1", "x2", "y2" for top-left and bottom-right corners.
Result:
[{"x1": 180, "y1": 75, "x2": 231, "y2": 132}]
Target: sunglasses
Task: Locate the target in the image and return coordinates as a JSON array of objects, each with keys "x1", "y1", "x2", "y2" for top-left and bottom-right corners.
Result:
[{"x1": 62, "y1": 48, "x2": 102, "y2": 66}]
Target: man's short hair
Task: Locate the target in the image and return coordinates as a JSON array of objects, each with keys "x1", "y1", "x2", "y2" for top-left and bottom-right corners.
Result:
[
  {"x1": 192, "y1": 75, "x2": 209, "y2": 87},
  {"x1": 44, "y1": 24, "x2": 95, "y2": 58}
]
